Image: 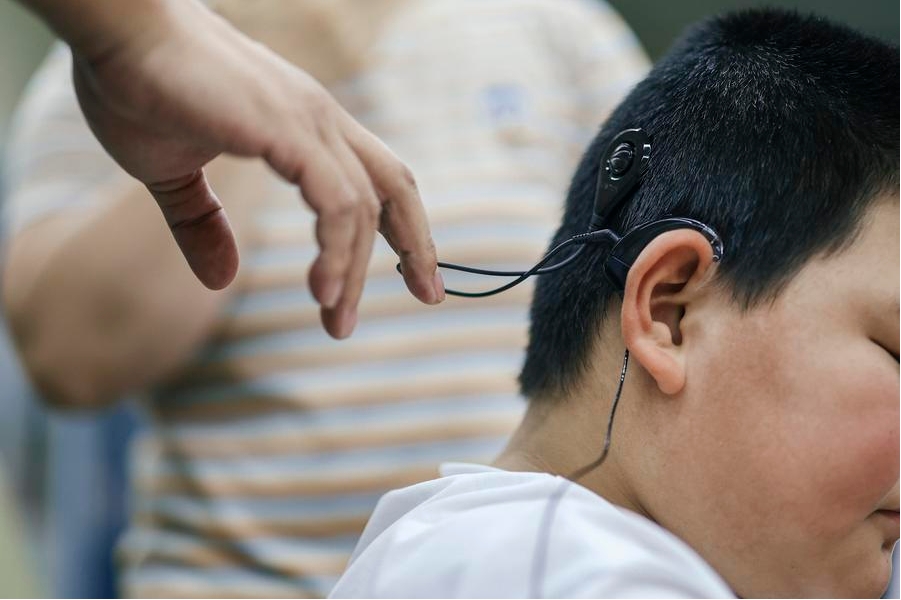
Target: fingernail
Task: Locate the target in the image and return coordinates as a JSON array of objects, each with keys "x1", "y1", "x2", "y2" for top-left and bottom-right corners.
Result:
[
  {"x1": 321, "y1": 280, "x2": 343, "y2": 309},
  {"x1": 432, "y1": 270, "x2": 445, "y2": 303}
]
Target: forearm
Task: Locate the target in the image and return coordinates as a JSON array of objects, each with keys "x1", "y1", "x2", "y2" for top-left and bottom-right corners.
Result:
[
  {"x1": 2, "y1": 160, "x2": 258, "y2": 408},
  {"x1": 4, "y1": 187, "x2": 221, "y2": 407}
]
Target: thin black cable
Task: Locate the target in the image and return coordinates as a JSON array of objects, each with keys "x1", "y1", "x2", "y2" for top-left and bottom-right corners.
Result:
[
  {"x1": 530, "y1": 350, "x2": 630, "y2": 597},
  {"x1": 434, "y1": 244, "x2": 583, "y2": 277},
  {"x1": 395, "y1": 228, "x2": 619, "y2": 297},
  {"x1": 568, "y1": 349, "x2": 630, "y2": 482},
  {"x1": 438, "y1": 241, "x2": 586, "y2": 298}
]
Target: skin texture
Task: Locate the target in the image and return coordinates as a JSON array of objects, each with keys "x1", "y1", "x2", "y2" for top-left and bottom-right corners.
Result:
[
  {"x1": 2, "y1": 1, "x2": 429, "y2": 406},
  {"x1": 2, "y1": 158, "x2": 260, "y2": 408},
  {"x1": 497, "y1": 196, "x2": 899, "y2": 597},
  {"x1": 20, "y1": 0, "x2": 444, "y2": 339}
]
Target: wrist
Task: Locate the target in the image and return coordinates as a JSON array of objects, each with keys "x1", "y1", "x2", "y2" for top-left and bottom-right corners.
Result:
[{"x1": 25, "y1": 0, "x2": 183, "y2": 63}]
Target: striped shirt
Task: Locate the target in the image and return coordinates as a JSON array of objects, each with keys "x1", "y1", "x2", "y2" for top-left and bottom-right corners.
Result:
[{"x1": 3, "y1": 1, "x2": 648, "y2": 597}]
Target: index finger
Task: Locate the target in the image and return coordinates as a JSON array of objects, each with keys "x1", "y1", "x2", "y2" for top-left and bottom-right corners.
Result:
[{"x1": 343, "y1": 123, "x2": 444, "y2": 305}]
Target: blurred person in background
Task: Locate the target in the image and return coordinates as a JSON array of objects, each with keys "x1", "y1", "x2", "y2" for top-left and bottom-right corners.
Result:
[
  {"x1": 2, "y1": 0, "x2": 648, "y2": 597},
  {"x1": 6, "y1": 0, "x2": 445, "y2": 592},
  {"x1": 0, "y1": 464, "x2": 39, "y2": 596},
  {"x1": 17, "y1": 0, "x2": 445, "y2": 325}
]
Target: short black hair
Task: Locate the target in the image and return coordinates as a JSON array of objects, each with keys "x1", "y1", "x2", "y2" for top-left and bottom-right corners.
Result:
[{"x1": 520, "y1": 8, "x2": 899, "y2": 400}]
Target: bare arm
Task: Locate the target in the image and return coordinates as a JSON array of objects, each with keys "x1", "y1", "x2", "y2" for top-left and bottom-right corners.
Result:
[
  {"x1": 15, "y1": 0, "x2": 444, "y2": 339},
  {"x1": 2, "y1": 157, "x2": 263, "y2": 409},
  {"x1": 1, "y1": 48, "x2": 263, "y2": 408}
]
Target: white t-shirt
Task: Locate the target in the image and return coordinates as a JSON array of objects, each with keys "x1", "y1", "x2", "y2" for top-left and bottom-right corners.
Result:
[{"x1": 330, "y1": 463, "x2": 734, "y2": 598}]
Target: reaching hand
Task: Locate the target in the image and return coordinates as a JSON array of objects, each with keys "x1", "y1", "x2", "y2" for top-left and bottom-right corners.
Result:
[{"x1": 23, "y1": 0, "x2": 445, "y2": 339}]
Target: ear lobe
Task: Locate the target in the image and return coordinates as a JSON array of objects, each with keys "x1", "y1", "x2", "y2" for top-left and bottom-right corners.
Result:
[{"x1": 619, "y1": 229, "x2": 717, "y2": 396}]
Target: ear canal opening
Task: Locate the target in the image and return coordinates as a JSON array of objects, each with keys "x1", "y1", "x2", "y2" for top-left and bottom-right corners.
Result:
[{"x1": 650, "y1": 293, "x2": 686, "y2": 346}]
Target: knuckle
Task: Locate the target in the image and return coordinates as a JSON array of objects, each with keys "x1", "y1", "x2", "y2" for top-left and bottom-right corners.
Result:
[
  {"x1": 307, "y1": 98, "x2": 330, "y2": 125},
  {"x1": 402, "y1": 236, "x2": 437, "y2": 263},
  {"x1": 362, "y1": 199, "x2": 381, "y2": 228},
  {"x1": 424, "y1": 236, "x2": 437, "y2": 257},
  {"x1": 324, "y1": 189, "x2": 360, "y2": 218},
  {"x1": 393, "y1": 162, "x2": 417, "y2": 192},
  {"x1": 292, "y1": 91, "x2": 334, "y2": 137},
  {"x1": 303, "y1": 84, "x2": 332, "y2": 115}
]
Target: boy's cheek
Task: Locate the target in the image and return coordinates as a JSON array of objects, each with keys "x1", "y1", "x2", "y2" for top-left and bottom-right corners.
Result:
[
  {"x1": 829, "y1": 410, "x2": 899, "y2": 519},
  {"x1": 697, "y1": 345, "x2": 897, "y2": 561},
  {"x1": 793, "y1": 370, "x2": 899, "y2": 538}
]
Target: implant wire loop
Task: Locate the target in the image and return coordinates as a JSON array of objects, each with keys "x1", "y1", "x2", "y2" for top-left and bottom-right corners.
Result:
[{"x1": 395, "y1": 228, "x2": 620, "y2": 298}]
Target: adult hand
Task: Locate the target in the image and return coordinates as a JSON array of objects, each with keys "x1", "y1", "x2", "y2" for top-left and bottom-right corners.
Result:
[{"x1": 21, "y1": 0, "x2": 444, "y2": 339}]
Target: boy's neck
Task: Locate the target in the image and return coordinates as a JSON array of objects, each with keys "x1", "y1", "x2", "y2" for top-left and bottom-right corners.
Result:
[{"x1": 493, "y1": 390, "x2": 654, "y2": 523}]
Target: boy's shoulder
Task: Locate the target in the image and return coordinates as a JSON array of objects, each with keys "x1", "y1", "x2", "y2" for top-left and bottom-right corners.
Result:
[{"x1": 330, "y1": 463, "x2": 733, "y2": 598}]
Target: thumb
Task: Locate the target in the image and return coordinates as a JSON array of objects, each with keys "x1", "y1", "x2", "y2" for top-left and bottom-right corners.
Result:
[{"x1": 147, "y1": 169, "x2": 239, "y2": 290}]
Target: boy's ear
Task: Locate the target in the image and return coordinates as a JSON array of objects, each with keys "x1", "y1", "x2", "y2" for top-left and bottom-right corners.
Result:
[{"x1": 620, "y1": 229, "x2": 717, "y2": 395}]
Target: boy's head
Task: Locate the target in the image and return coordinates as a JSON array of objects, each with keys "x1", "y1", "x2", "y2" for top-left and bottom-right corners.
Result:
[{"x1": 516, "y1": 9, "x2": 898, "y2": 597}]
